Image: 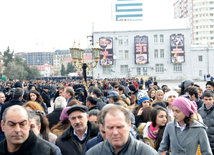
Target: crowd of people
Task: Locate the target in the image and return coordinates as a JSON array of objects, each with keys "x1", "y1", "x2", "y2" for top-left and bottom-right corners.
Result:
[{"x1": 0, "y1": 77, "x2": 214, "y2": 154}]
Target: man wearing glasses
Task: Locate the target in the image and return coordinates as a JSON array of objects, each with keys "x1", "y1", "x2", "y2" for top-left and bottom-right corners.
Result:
[{"x1": 56, "y1": 105, "x2": 99, "y2": 155}]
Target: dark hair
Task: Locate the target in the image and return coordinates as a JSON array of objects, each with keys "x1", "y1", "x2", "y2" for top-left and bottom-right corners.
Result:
[
  {"x1": 148, "y1": 88, "x2": 156, "y2": 100},
  {"x1": 27, "y1": 90, "x2": 44, "y2": 103},
  {"x1": 138, "y1": 84, "x2": 144, "y2": 90},
  {"x1": 151, "y1": 106, "x2": 168, "y2": 151},
  {"x1": 184, "y1": 86, "x2": 198, "y2": 98},
  {"x1": 51, "y1": 121, "x2": 71, "y2": 137},
  {"x1": 103, "y1": 90, "x2": 108, "y2": 97},
  {"x1": 67, "y1": 100, "x2": 81, "y2": 107},
  {"x1": 184, "y1": 116, "x2": 194, "y2": 130},
  {"x1": 203, "y1": 90, "x2": 213, "y2": 98},
  {"x1": 140, "y1": 106, "x2": 153, "y2": 122},
  {"x1": 88, "y1": 109, "x2": 99, "y2": 117},
  {"x1": 118, "y1": 85, "x2": 125, "y2": 93},
  {"x1": 87, "y1": 96, "x2": 98, "y2": 106},
  {"x1": 111, "y1": 81, "x2": 120, "y2": 88},
  {"x1": 88, "y1": 86, "x2": 95, "y2": 93},
  {"x1": 58, "y1": 87, "x2": 65, "y2": 91},
  {"x1": 110, "y1": 96, "x2": 120, "y2": 103},
  {"x1": 92, "y1": 88, "x2": 102, "y2": 98}
]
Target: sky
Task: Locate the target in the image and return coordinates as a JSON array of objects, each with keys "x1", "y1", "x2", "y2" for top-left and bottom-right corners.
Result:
[{"x1": 0, "y1": 0, "x2": 175, "y2": 53}]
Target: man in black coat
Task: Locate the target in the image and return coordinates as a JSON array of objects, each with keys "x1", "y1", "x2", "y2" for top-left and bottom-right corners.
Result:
[
  {"x1": 0, "y1": 105, "x2": 57, "y2": 155},
  {"x1": 42, "y1": 86, "x2": 51, "y2": 108},
  {"x1": 56, "y1": 105, "x2": 99, "y2": 155},
  {"x1": 92, "y1": 88, "x2": 106, "y2": 110},
  {"x1": 46, "y1": 96, "x2": 67, "y2": 129}
]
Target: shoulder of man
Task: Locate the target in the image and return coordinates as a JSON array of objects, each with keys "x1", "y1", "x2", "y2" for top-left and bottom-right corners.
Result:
[
  {"x1": 85, "y1": 141, "x2": 106, "y2": 155},
  {"x1": 36, "y1": 137, "x2": 57, "y2": 155}
]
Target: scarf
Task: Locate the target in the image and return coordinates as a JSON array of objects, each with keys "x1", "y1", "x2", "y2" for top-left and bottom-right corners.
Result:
[{"x1": 148, "y1": 123, "x2": 159, "y2": 139}]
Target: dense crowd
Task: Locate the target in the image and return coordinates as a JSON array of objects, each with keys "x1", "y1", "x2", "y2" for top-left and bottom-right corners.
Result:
[{"x1": 0, "y1": 77, "x2": 214, "y2": 155}]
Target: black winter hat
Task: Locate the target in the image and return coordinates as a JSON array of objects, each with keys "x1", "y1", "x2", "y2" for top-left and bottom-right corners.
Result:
[
  {"x1": 14, "y1": 82, "x2": 22, "y2": 88},
  {"x1": 129, "y1": 84, "x2": 136, "y2": 91}
]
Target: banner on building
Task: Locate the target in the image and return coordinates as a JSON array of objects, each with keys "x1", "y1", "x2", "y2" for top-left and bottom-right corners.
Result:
[
  {"x1": 99, "y1": 37, "x2": 113, "y2": 66},
  {"x1": 170, "y1": 34, "x2": 185, "y2": 63},
  {"x1": 134, "y1": 36, "x2": 149, "y2": 64}
]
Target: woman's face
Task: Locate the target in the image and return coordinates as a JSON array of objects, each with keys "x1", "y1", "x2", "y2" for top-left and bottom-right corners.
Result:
[
  {"x1": 151, "y1": 91, "x2": 155, "y2": 98},
  {"x1": 142, "y1": 100, "x2": 150, "y2": 107},
  {"x1": 167, "y1": 95, "x2": 177, "y2": 105},
  {"x1": 172, "y1": 106, "x2": 186, "y2": 124},
  {"x1": 157, "y1": 92, "x2": 164, "y2": 101},
  {"x1": 31, "y1": 86, "x2": 36, "y2": 90},
  {"x1": 198, "y1": 90, "x2": 202, "y2": 98},
  {"x1": 156, "y1": 110, "x2": 167, "y2": 128},
  {"x1": 30, "y1": 93, "x2": 37, "y2": 101}
]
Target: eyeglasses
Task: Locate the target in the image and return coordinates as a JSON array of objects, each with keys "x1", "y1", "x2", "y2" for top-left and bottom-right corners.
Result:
[{"x1": 28, "y1": 110, "x2": 45, "y2": 115}]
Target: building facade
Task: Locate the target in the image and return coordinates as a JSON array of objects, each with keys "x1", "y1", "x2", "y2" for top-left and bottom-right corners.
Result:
[
  {"x1": 112, "y1": 0, "x2": 143, "y2": 21},
  {"x1": 53, "y1": 50, "x2": 71, "y2": 67},
  {"x1": 15, "y1": 52, "x2": 54, "y2": 66},
  {"x1": 174, "y1": 0, "x2": 214, "y2": 45},
  {"x1": 92, "y1": 20, "x2": 213, "y2": 80}
]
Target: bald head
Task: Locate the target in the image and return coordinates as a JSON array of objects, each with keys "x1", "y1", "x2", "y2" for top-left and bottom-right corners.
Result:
[{"x1": 2, "y1": 105, "x2": 29, "y2": 123}]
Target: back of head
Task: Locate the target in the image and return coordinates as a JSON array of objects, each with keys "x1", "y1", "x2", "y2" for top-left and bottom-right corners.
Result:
[
  {"x1": 87, "y1": 95, "x2": 98, "y2": 106},
  {"x1": 23, "y1": 101, "x2": 45, "y2": 112},
  {"x1": 88, "y1": 109, "x2": 100, "y2": 117},
  {"x1": 55, "y1": 96, "x2": 67, "y2": 108},
  {"x1": 13, "y1": 88, "x2": 24, "y2": 99},
  {"x1": 67, "y1": 100, "x2": 81, "y2": 107},
  {"x1": 88, "y1": 86, "x2": 95, "y2": 94},
  {"x1": 184, "y1": 86, "x2": 198, "y2": 98},
  {"x1": 111, "y1": 81, "x2": 120, "y2": 88},
  {"x1": 141, "y1": 106, "x2": 153, "y2": 122},
  {"x1": 65, "y1": 87, "x2": 74, "y2": 97},
  {"x1": 92, "y1": 88, "x2": 102, "y2": 98}
]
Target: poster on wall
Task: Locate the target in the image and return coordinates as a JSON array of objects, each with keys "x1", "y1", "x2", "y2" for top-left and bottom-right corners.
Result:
[
  {"x1": 134, "y1": 36, "x2": 149, "y2": 64},
  {"x1": 170, "y1": 34, "x2": 185, "y2": 63},
  {"x1": 99, "y1": 37, "x2": 113, "y2": 66}
]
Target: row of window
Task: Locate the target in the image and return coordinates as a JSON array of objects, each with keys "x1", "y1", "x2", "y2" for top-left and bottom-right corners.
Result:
[
  {"x1": 117, "y1": 34, "x2": 164, "y2": 46},
  {"x1": 154, "y1": 49, "x2": 164, "y2": 58},
  {"x1": 103, "y1": 63, "x2": 182, "y2": 74}
]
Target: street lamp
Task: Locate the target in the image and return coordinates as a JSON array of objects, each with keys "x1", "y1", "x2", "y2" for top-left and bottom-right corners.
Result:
[{"x1": 70, "y1": 40, "x2": 101, "y2": 100}]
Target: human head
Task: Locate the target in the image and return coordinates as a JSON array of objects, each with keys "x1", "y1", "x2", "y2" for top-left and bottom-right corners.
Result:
[
  {"x1": 164, "y1": 91, "x2": 178, "y2": 105},
  {"x1": 151, "y1": 106, "x2": 168, "y2": 129},
  {"x1": 13, "y1": 88, "x2": 24, "y2": 99},
  {"x1": 203, "y1": 90, "x2": 214, "y2": 109},
  {"x1": 155, "y1": 90, "x2": 164, "y2": 101},
  {"x1": 67, "y1": 105, "x2": 89, "y2": 133},
  {"x1": 86, "y1": 95, "x2": 98, "y2": 109},
  {"x1": 43, "y1": 86, "x2": 49, "y2": 93},
  {"x1": 197, "y1": 87, "x2": 203, "y2": 99},
  {"x1": 107, "y1": 91, "x2": 120, "y2": 104},
  {"x1": 184, "y1": 86, "x2": 198, "y2": 101},
  {"x1": 58, "y1": 87, "x2": 65, "y2": 96},
  {"x1": 1, "y1": 105, "x2": 31, "y2": 152},
  {"x1": 140, "y1": 106, "x2": 153, "y2": 123},
  {"x1": 179, "y1": 79, "x2": 194, "y2": 95},
  {"x1": 88, "y1": 86, "x2": 95, "y2": 96},
  {"x1": 92, "y1": 88, "x2": 102, "y2": 99},
  {"x1": 67, "y1": 100, "x2": 82, "y2": 107},
  {"x1": 63, "y1": 87, "x2": 74, "y2": 100},
  {"x1": 23, "y1": 101, "x2": 45, "y2": 113},
  {"x1": 88, "y1": 109, "x2": 99, "y2": 124},
  {"x1": 55, "y1": 96, "x2": 67, "y2": 109},
  {"x1": 129, "y1": 84, "x2": 136, "y2": 94},
  {"x1": 101, "y1": 105, "x2": 131, "y2": 152},
  {"x1": 118, "y1": 85, "x2": 125, "y2": 96},
  {"x1": 148, "y1": 89, "x2": 156, "y2": 100},
  {"x1": 0, "y1": 92, "x2": 6, "y2": 104},
  {"x1": 206, "y1": 81, "x2": 214, "y2": 91},
  {"x1": 137, "y1": 90, "x2": 150, "y2": 107},
  {"x1": 28, "y1": 111, "x2": 41, "y2": 137},
  {"x1": 97, "y1": 110, "x2": 107, "y2": 140},
  {"x1": 27, "y1": 90, "x2": 43, "y2": 103}
]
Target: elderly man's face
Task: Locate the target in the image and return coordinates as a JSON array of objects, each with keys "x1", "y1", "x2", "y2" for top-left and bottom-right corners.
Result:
[
  {"x1": 104, "y1": 111, "x2": 131, "y2": 151},
  {"x1": 69, "y1": 111, "x2": 88, "y2": 133},
  {"x1": 1, "y1": 108, "x2": 31, "y2": 151}
]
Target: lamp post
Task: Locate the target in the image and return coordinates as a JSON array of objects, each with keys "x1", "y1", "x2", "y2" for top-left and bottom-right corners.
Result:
[{"x1": 70, "y1": 40, "x2": 101, "y2": 101}]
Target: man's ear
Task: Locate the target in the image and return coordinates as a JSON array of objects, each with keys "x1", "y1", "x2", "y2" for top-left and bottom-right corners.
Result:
[
  {"x1": 38, "y1": 125, "x2": 41, "y2": 132},
  {"x1": 86, "y1": 114, "x2": 89, "y2": 119},
  {"x1": 1, "y1": 120, "x2": 5, "y2": 132}
]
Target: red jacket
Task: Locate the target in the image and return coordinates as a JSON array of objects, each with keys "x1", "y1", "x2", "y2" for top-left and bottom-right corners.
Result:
[{"x1": 133, "y1": 82, "x2": 138, "y2": 89}]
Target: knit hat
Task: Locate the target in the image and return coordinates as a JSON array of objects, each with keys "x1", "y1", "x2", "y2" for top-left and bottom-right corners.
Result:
[
  {"x1": 129, "y1": 84, "x2": 136, "y2": 92},
  {"x1": 60, "y1": 107, "x2": 70, "y2": 122},
  {"x1": 14, "y1": 81, "x2": 22, "y2": 88},
  {"x1": 178, "y1": 79, "x2": 194, "y2": 89},
  {"x1": 137, "y1": 90, "x2": 150, "y2": 105},
  {"x1": 172, "y1": 97, "x2": 197, "y2": 117},
  {"x1": 164, "y1": 91, "x2": 179, "y2": 102}
]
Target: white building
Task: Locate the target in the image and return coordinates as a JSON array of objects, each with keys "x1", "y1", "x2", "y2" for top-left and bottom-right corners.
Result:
[
  {"x1": 92, "y1": 19, "x2": 214, "y2": 80},
  {"x1": 174, "y1": 0, "x2": 214, "y2": 45},
  {"x1": 112, "y1": 0, "x2": 143, "y2": 21}
]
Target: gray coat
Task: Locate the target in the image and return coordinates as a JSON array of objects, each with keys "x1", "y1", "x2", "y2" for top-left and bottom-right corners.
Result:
[
  {"x1": 198, "y1": 104, "x2": 214, "y2": 149},
  {"x1": 158, "y1": 119, "x2": 212, "y2": 155},
  {"x1": 85, "y1": 134, "x2": 158, "y2": 155}
]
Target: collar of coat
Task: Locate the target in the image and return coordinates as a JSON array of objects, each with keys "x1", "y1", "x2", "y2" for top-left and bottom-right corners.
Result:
[
  {"x1": 0, "y1": 130, "x2": 39, "y2": 154},
  {"x1": 137, "y1": 122, "x2": 152, "y2": 138},
  {"x1": 60, "y1": 121, "x2": 99, "y2": 141}
]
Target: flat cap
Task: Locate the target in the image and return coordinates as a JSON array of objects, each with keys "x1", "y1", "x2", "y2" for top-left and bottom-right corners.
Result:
[
  {"x1": 107, "y1": 91, "x2": 119, "y2": 98},
  {"x1": 66, "y1": 105, "x2": 88, "y2": 115}
]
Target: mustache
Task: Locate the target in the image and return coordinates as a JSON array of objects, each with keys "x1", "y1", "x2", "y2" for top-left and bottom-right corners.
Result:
[
  {"x1": 11, "y1": 132, "x2": 23, "y2": 137},
  {"x1": 75, "y1": 123, "x2": 82, "y2": 127}
]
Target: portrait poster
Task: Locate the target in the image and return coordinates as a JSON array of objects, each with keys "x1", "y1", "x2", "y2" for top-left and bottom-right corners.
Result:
[
  {"x1": 99, "y1": 37, "x2": 113, "y2": 66},
  {"x1": 134, "y1": 36, "x2": 149, "y2": 64}
]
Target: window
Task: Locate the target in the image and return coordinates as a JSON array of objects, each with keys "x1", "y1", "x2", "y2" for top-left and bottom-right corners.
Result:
[
  {"x1": 125, "y1": 50, "x2": 129, "y2": 59},
  {"x1": 154, "y1": 35, "x2": 158, "y2": 43},
  {"x1": 154, "y1": 49, "x2": 158, "y2": 58},
  {"x1": 198, "y1": 55, "x2": 203, "y2": 61},
  {"x1": 137, "y1": 68, "x2": 141, "y2": 75},
  {"x1": 199, "y1": 70, "x2": 202, "y2": 76},
  {"x1": 160, "y1": 49, "x2": 164, "y2": 58},
  {"x1": 103, "y1": 66, "x2": 111, "y2": 74},
  {"x1": 120, "y1": 65, "x2": 128, "y2": 74},
  {"x1": 160, "y1": 34, "x2": 164, "y2": 43},
  {"x1": 173, "y1": 63, "x2": 182, "y2": 72},
  {"x1": 118, "y1": 36, "x2": 123, "y2": 45},
  {"x1": 155, "y1": 64, "x2": 164, "y2": 73},
  {"x1": 119, "y1": 50, "x2": 123, "y2": 59},
  {"x1": 124, "y1": 35, "x2": 128, "y2": 45}
]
